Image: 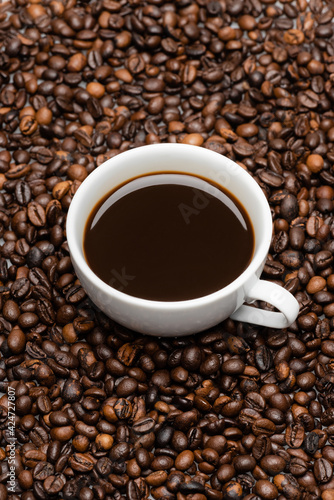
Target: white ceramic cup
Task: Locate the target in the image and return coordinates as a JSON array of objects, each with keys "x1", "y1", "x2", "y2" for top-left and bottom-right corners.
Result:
[{"x1": 66, "y1": 143, "x2": 299, "y2": 336}]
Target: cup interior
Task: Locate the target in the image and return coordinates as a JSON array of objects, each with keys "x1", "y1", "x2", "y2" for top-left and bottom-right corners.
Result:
[{"x1": 67, "y1": 144, "x2": 272, "y2": 302}]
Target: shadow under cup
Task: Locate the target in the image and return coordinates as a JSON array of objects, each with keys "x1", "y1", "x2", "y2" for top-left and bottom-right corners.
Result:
[{"x1": 66, "y1": 144, "x2": 273, "y2": 336}]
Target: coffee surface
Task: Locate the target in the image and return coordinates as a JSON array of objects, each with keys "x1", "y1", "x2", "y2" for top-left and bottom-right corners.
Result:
[{"x1": 84, "y1": 174, "x2": 254, "y2": 301}]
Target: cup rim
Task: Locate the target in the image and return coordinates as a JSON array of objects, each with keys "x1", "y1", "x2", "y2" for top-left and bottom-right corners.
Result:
[{"x1": 66, "y1": 144, "x2": 273, "y2": 311}]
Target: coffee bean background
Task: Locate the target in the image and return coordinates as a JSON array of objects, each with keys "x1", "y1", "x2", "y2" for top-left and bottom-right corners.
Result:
[{"x1": 1, "y1": 0, "x2": 334, "y2": 499}]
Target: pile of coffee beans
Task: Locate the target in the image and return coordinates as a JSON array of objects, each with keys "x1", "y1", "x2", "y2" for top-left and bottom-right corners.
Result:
[{"x1": 1, "y1": 0, "x2": 334, "y2": 499}]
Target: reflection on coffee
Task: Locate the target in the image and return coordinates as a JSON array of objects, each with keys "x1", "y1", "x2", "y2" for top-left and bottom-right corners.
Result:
[{"x1": 83, "y1": 173, "x2": 254, "y2": 301}]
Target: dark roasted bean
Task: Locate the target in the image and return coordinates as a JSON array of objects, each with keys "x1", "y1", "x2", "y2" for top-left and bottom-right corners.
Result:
[{"x1": 313, "y1": 458, "x2": 333, "y2": 483}]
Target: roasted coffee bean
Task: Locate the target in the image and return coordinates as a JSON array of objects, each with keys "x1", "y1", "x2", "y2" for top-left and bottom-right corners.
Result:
[
  {"x1": 286, "y1": 424, "x2": 305, "y2": 448},
  {"x1": 252, "y1": 419, "x2": 276, "y2": 436},
  {"x1": 116, "y1": 377, "x2": 138, "y2": 397},
  {"x1": 221, "y1": 358, "x2": 245, "y2": 375},
  {"x1": 289, "y1": 457, "x2": 308, "y2": 477},
  {"x1": 233, "y1": 455, "x2": 256, "y2": 473},
  {"x1": 260, "y1": 455, "x2": 286, "y2": 475},
  {"x1": 255, "y1": 345, "x2": 273, "y2": 371},
  {"x1": 181, "y1": 345, "x2": 202, "y2": 371},
  {"x1": 281, "y1": 194, "x2": 299, "y2": 222},
  {"x1": 254, "y1": 480, "x2": 278, "y2": 500},
  {"x1": 313, "y1": 458, "x2": 333, "y2": 483},
  {"x1": 252, "y1": 436, "x2": 272, "y2": 461}
]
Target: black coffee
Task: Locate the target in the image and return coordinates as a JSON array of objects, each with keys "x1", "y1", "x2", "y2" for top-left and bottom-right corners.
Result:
[{"x1": 83, "y1": 173, "x2": 254, "y2": 301}]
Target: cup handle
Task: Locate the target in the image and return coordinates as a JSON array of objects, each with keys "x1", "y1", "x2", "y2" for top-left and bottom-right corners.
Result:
[{"x1": 230, "y1": 280, "x2": 300, "y2": 328}]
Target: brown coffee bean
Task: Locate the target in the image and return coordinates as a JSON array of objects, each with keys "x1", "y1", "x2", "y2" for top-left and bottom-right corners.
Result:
[
  {"x1": 252, "y1": 435, "x2": 272, "y2": 461},
  {"x1": 238, "y1": 15, "x2": 257, "y2": 31},
  {"x1": 36, "y1": 107, "x2": 53, "y2": 125},
  {"x1": 306, "y1": 154, "x2": 324, "y2": 173},
  {"x1": 279, "y1": 250, "x2": 303, "y2": 268},
  {"x1": 315, "y1": 251, "x2": 333, "y2": 270},
  {"x1": 233, "y1": 455, "x2": 256, "y2": 473},
  {"x1": 181, "y1": 345, "x2": 202, "y2": 371},
  {"x1": 289, "y1": 457, "x2": 308, "y2": 477},
  {"x1": 254, "y1": 479, "x2": 279, "y2": 500},
  {"x1": 306, "y1": 276, "x2": 326, "y2": 294},
  {"x1": 285, "y1": 424, "x2": 305, "y2": 448},
  {"x1": 205, "y1": 435, "x2": 227, "y2": 454},
  {"x1": 68, "y1": 453, "x2": 95, "y2": 472},
  {"x1": 181, "y1": 133, "x2": 204, "y2": 146},
  {"x1": 116, "y1": 377, "x2": 138, "y2": 397},
  {"x1": 236, "y1": 123, "x2": 259, "y2": 138},
  {"x1": 20, "y1": 115, "x2": 38, "y2": 135},
  {"x1": 7, "y1": 326, "x2": 26, "y2": 353},
  {"x1": 314, "y1": 458, "x2": 333, "y2": 483},
  {"x1": 18, "y1": 468, "x2": 34, "y2": 489},
  {"x1": 86, "y1": 82, "x2": 105, "y2": 99},
  {"x1": 222, "y1": 481, "x2": 243, "y2": 500},
  {"x1": 175, "y1": 450, "x2": 194, "y2": 471},
  {"x1": 50, "y1": 426, "x2": 75, "y2": 442},
  {"x1": 321, "y1": 341, "x2": 334, "y2": 357},
  {"x1": 252, "y1": 418, "x2": 276, "y2": 436},
  {"x1": 67, "y1": 164, "x2": 88, "y2": 182},
  {"x1": 146, "y1": 470, "x2": 168, "y2": 487},
  {"x1": 221, "y1": 358, "x2": 245, "y2": 375},
  {"x1": 260, "y1": 455, "x2": 286, "y2": 475}
]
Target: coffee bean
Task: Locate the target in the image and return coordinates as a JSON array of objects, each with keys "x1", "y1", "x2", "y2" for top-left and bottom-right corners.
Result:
[
  {"x1": 7, "y1": 326, "x2": 26, "y2": 354},
  {"x1": 260, "y1": 455, "x2": 286, "y2": 475},
  {"x1": 174, "y1": 450, "x2": 194, "y2": 471},
  {"x1": 314, "y1": 458, "x2": 333, "y2": 483},
  {"x1": 314, "y1": 250, "x2": 333, "y2": 270},
  {"x1": 68, "y1": 453, "x2": 95, "y2": 472},
  {"x1": 233, "y1": 455, "x2": 256, "y2": 473},
  {"x1": 252, "y1": 435, "x2": 272, "y2": 461},
  {"x1": 279, "y1": 250, "x2": 303, "y2": 268},
  {"x1": 252, "y1": 418, "x2": 276, "y2": 437},
  {"x1": 222, "y1": 481, "x2": 243, "y2": 500},
  {"x1": 263, "y1": 260, "x2": 285, "y2": 277},
  {"x1": 116, "y1": 377, "x2": 138, "y2": 397},
  {"x1": 42, "y1": 473, "x2": 66, "y2": 497},
  {"x1": 181, "y1": 345, "x2": 202, "y2": 371},
  {"x1": 255, "y1": 345, "x2": 273, "y2": 371},
  {"x1": 253, "y1": 480, "x2": 278, "y2": 500},
  {"x1": 62, "y1": 378, "x2": 83, "y2": 403},
  {"x1": 280, "y1": 194, "x2": 299, "y2": 222},
  {"x1": 289, "y1": 457, "x2": 308, "y2": 477},
  {"x1": 221, "y1": 358, "x2": 245, "y2": 375},
  {"x1": 285, "y1": 424, "x2": 305, "y2": 448},
  {"x1": 132, "y1": 416, "x2": 155, "y2": 435}
]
